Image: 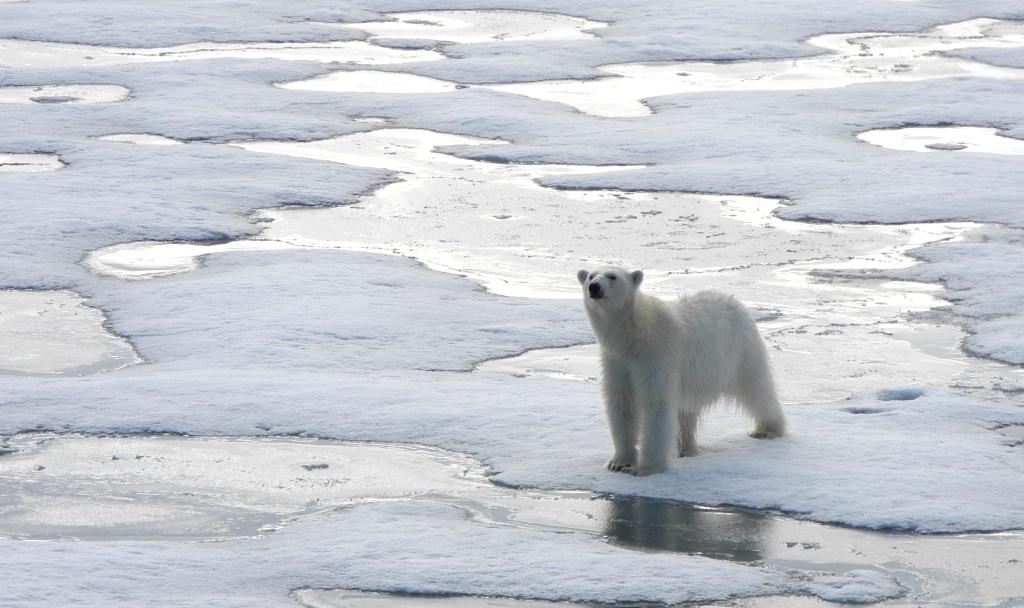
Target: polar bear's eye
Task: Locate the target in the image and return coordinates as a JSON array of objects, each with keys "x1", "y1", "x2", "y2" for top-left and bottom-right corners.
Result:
[{"x1": 607, "y1": 274, "x2": 617, "y2": 281}]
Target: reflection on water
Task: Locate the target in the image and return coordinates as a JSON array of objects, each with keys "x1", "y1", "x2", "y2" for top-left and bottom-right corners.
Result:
[{"x1": 602, "y1": 496, "x2": 767, "y2": 562}]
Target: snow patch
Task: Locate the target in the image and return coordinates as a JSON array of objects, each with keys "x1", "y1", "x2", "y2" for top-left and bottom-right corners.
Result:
[
  {"x1": 333, "y1": 10, "x2": 607, "y2": 44},
  {"x1": 0, "y1": 38, "x2": 441, "y2": 68},
  {"x1": 97, "y1": 133, "x2": 184, "y2": 145},
  {"x1": 0, "y1": 152, "x2": 63, "y2": 172},
  {"x1": 858, "y1": 126, "x2": 1024, "y2": 155},
  {"x1": 86, "y1": 239, "x2": 297, "y2": 280},
  {"x1": 0, "y1": 84, "x2": 129, "y2": 104},
  {"x1": 279, "y1": 70, "x2": 459, "y2": 94}
]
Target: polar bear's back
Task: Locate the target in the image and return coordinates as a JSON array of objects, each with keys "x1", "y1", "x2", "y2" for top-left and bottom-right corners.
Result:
[
  {"x1": 676, "y1": 290, "x2": 757, "y2": 333},
  {"x1": 672, "y1": 290, "x2": 767, "y2": 403}
]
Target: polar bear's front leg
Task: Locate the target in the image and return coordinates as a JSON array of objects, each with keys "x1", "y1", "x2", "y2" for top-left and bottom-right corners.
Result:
[
  {"x1": 602, "y1": 362, "x2": 637, "y2": 471},
  {"x1": 625, "y1": 369, "x2": 676, "y2": 476}
]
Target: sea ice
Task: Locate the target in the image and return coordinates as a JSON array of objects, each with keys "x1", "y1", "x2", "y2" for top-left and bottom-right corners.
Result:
[
  {"x1": 2, "y1": 2, "x2": 1024, "y2": 607},
  {"x1": 484, "y1": 18, "x2": 1024, "y2": 117}
]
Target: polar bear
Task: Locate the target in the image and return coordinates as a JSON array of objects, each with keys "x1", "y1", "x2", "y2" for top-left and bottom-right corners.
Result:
[{"x1": 578, "y1": 266, "x2": 785, "y2": 476}]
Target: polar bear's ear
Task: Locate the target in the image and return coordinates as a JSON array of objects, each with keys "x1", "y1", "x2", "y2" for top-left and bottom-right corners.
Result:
[
  {"x1": 630, "y1": 270, "x2": 644, "y2": 286},
  {"x1": 577, "y1": 269, "x2": 589, "y2": 285}
]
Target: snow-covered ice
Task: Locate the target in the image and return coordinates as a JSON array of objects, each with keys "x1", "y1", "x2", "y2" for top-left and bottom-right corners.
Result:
[{"x1": 3, "y1": 1, "x2": 1024, "y2": 607}]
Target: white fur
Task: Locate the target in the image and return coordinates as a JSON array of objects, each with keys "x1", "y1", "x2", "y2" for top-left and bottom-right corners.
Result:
[{"x1": 578, "y1": 266, "x2": 786, "y2": 476}]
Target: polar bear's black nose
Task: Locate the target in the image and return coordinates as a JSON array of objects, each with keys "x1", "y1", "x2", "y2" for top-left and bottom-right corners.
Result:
[{"x1": 588, "y1": 282, "x2": 603, "y2": 298}]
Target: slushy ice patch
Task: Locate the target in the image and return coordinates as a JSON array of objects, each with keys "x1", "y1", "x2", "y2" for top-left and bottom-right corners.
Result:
[
  {"x1": 0, "y1": 434, "x2": 481, "y2": 540},
  {"x1": 323, "y1": 10, "x2": 607, "y2": 44},
  {"x1": 0, "y1": 152, "x2": 63, "y2": 172},
  {"x1": 0, "y1": 84, "x2": 129, "y2": 104},
  {"x1": 0, "y1": 38, "x2": 441, "y2": 68},
  {"x1": 0, "y1": 290, "x2": 139, "y2": 375}
]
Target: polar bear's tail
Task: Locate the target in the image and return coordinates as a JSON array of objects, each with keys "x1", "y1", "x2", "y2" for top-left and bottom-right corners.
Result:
[{"x1": 736, "y1": 338, "x2": 787, "y2": 439}]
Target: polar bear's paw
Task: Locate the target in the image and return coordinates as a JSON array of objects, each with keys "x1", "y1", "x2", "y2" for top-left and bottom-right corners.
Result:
[
  {"x1": 750, "y1": 424, "x2": 785, "y2": 439},
  {"x1": 605, "y1": 455, "x2": 635, "y2": 472},
  {"x1": 620, "y1": 462, "x2": 666, "y2": 477}
]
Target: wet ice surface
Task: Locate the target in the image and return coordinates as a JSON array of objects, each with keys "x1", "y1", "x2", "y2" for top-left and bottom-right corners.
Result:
[
  {"x1": 85, "y1": 128, "x2": 1024, "y2": 401},
  {"x1": 326, "y1": 10, "x2": 607, "y2": 44},
  {"x1": 0, "y1": 433, "x2": 479, "y2": 540},
  {"x1": 5, "y1": 4, "x2": 1024, "y2": 608},
  {"x1": 0, "y1": 290, "x2": 139, "y2": 375},
  {"x1": 484, "y1": 18, "x2": 1024, "y2": 116},
  {"x1": 279, "y1": 70, "x2": 460, "y2": 94},
  {"x1": 0, "y1": 152, "x2": 63, "y2": 171},
  {"x1": 0, "y1": 38, "x2": 441, "y2": 68},
  {"x1": 858, "y1": 126, "x2": 1024, "y2": 155},
  {"x1": 96, "y1": 133, "x2": 184, "y2": 145},
  {"x1": 0, "y1": 83, "x2": 129, "y2": 104},
  {"x1": 293, "y1": 591, "x2": 580, "y2": 608},
  {"x1": 3, "y1": 433, "x2": 1020, "y2": 607},
  {"x1": 87, "y1": 239, "x2": 297, "y2": 280}
]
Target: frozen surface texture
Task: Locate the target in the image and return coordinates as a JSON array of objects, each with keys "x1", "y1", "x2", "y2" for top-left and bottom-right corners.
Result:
[
  {"x1": 2, "y1": 251, "x2": 1023, "y2": 533},
  {"x1": 3, "y1": 1, "x2": 1024, "y2": 606}
]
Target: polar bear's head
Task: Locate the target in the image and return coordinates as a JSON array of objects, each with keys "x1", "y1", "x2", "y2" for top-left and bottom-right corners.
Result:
[{"x1": 577, "y1": 266, "x2": 644, "y2": 311}]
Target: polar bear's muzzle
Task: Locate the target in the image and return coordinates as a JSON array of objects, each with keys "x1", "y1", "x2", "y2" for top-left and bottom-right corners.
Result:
[{"x1": 588, "y1": 282, "x2": 604, "y2": 299}]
